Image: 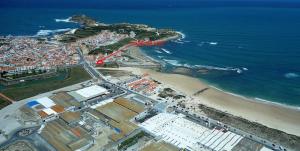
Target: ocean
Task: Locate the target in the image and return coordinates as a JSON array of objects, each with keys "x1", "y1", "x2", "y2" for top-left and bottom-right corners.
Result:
[{"x1": 0, "y1": 5, "x2": 300, "y2": 106}]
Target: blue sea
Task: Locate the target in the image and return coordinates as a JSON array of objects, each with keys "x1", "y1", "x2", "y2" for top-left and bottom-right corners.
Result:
[{"x1": 1, "y1": 2, "x2": 300, "y2": 107}]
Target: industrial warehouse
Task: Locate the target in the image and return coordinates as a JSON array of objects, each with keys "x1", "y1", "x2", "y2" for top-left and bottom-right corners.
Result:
[
  {"x1": 0, "y1": 78, "x2": 279, "y2": 151},
  {"x1": 0, "y1": 13, "x2": 292, "y2": 151}
]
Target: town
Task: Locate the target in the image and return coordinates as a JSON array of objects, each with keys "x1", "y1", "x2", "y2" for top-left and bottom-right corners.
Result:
[{"x1": 0, "y1": 15, "x2": 298, "y2": 151}]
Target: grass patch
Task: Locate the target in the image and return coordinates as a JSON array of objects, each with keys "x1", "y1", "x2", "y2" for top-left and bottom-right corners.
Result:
[
  {"x1": 0, "y1": 98, "x2": 11, "y2": 109},
  {"x1": 59, "y1": 24, "x2": 178, "y2": 54},
  {"x1": 118, "y1": 131, "x2": 147, "y2": 150},
  {"x1": 0, "y1": 66, "x2": 91, "y2": 101},
  {"x1": 89, "y1": 38, "x2": 134, "y2": 55},
  {"x1": 1, "y1": 69, "x2": 48, "y2": 80}
]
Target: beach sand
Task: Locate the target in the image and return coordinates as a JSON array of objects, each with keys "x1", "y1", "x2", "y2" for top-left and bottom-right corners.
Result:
[{"x1": 110, "y1": 67, "x2": 300, "y2": 137}]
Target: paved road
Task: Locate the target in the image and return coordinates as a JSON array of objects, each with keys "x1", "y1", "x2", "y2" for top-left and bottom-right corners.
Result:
[
  {"x1": 77, "y1": 46, "x2": 287, "y2": 151},
  {"x1": 77, "y1": 46, "x2": 158, "y2": 104},
  {"x1": 0, "y1": 93, "x2": 15, "y2": 103}
]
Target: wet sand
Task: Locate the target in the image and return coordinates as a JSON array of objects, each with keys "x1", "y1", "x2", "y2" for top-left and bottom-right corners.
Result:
[{"x1": 113, "y1": 67, "x2": 300, "y2": 137}]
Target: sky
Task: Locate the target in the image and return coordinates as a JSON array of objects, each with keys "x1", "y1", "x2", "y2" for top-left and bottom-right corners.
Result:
[{"x1": 1, "y1": 0, "x2": 300, "y2": 9}]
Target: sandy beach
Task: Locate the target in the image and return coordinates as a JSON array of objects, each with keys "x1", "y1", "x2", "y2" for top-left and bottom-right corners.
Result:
[{"x1": 108, "y1": 67, "x2": 300, "y2": 137}]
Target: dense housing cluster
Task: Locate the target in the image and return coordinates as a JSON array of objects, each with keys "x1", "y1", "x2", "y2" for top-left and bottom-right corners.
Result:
[
  {"x1": 0, "y1": 16, "x2": 291, "y2": 151},
  {"x1": 0, "y1": 37, "x2": 79, "y2": 74},
  {"x1": 77, "y1": 30, "x2": 129, "y2": 52}
]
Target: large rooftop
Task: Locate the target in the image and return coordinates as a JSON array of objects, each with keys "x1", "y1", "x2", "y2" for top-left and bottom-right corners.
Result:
[
  {"x1": 75, "y1": 85, "x2": 108, "y2": 98},
  {"x1": 68, "y1": 85, "x2": 109, "y2": 102},
  {"x1": 140, "y1": 113, "x2": 244, "y2": 151}
]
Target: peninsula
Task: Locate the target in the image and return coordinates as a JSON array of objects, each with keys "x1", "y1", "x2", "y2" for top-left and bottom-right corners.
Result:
[{"x1": 0, "y1": 15, "x2": 299, "y2": 151}]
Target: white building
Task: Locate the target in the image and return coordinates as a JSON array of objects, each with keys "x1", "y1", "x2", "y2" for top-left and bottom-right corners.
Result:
[{"x1": 140, "y1": 113, "x2": 243, "y2": 151}]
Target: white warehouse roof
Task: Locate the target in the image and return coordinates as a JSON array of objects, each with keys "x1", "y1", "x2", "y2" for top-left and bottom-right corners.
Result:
[
  {"x1": 90, "y1": 98, "x2": 114, "y2": 109},
  {"x1": 43, "y1": 108, "x2": 58, "y2": 115},
  {"x1": 36, "y1": 97, "x2": 56, "y2": 108},
  {"x1": 75, "y1": 85, "x2": 108, "y2": 98},
  {"x1": 140, "y1": 113, "x2": 243, "y2": 151}
]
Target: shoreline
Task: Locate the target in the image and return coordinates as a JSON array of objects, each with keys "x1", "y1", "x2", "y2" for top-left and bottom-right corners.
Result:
[
  {"x1": 209, "y1": 85, "x2": 300, "y2": 112},
  {"x1": 105, "y1": 66, "x2": 300, "y2": 137},
  {"x1": 137, "y1": 45, "x2": 300, "y2": 112}
]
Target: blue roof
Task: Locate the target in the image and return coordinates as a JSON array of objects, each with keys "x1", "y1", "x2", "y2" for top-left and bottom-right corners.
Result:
[
  {"x1": 114, "y1": 128, "x2": 121, "y2": 133},
  {"x1": 27, "y1": 101, "x2": 40, "y2": 107}
]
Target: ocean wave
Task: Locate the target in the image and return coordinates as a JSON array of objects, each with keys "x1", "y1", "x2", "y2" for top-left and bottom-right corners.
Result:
[
  {"x1": 161, "y1": 48, "x2": 172, "y2": 54},
  {"x1": 155, "y1": 50, "x2": 162, "y2": 54},
  {"x1": 163, "y1": 59, "x2": 182, "y2": 66},
  {"x1": 176, "y1": 31, "x2": 186, "y2": 39},
  {"x1": 182, "y1": 63, "x2": 193, "y2": 68},
  {"x1": 209, "y1": 42, "x2": 218, "y2": 45},
  {"x1": 173, "y1": 40, "x2": 185, "y2": 44},
  {"x1": 55, "y1": 17, "x2": 73, "y2": 23},
  {"x1": 254, "y1": 97, "x2": 300, "y2": 110},
  {"x1": 242, "y1": 67, "x2": 248, "y2": 71},
  {"x1": 284, "y1": 72, "x2": 299, "y2": 78},
  {"x1": 172, "y1": 32, "x2": 192, "y2": 45},
  {"x1": 36, "y1": 28, "x2": 72, "y2": 36},
  {"x1": 162, "y1": 58, "x2": 246, "y2": 74},
  {"x1": 210, "y1": 86, "x2": 224, "y2": 92},
  {"x1": 210, "y1": 86, "x2": 250, "y2": 100},
  {"x1": 198, "y1": 41, "x2": 219, "y2": 46},
  {"x1": 194, "y1": 65, "x2": 244, "y2": 74},
  {"x1": 255, "y1": 97, "x2": 271, "y2": 102}
]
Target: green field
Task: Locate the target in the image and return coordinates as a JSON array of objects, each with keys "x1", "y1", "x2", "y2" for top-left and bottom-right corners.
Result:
[
  {"x1": 0, "y1": 66, "x2": 91, "y2": 101},
  {"x1": 0, "y1": 98, "x2": 11, "y2": 109},
  {"x1": 89, "y1": 38, "x2": 133, "y2": 55}
]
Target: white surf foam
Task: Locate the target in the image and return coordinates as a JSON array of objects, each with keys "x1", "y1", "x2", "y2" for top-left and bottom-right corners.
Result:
[
  {"x1": 162, "y1": 60, "x2": 244, "y2": 74},
  {"x1": 161, "y1": 48, "x2": 172, "y2": 54},
  {"x1": 242, "y1": 67, "x2": 248, "y2": 71},
  {"x1": 194, "y1": 64, "x2": 243, "y2": 73},
  {"x1": 198, "y1": 41, "x2": 219, "y2": 46},
  {"x1": 183, "y1": 63, "x2": 193, "y2": 68},
  {"x1": 209, "y1": 42, "x2": 218, "y2": 45},
  {"x1": 155, "y1": 50, "x2": 163, "y2": 54},
  {"x1": 176, "y1": 31, "x2": 186, "y2": 39},
  {"x1": 211, "y1": 86, "x2": 262, "y2": 102},
  {"x1": 36, "y1": 28, "x2": 72, "y2": 36},
  {"x1": 255, "y1": 97, "x2": 272, "y2": 102},
  {"x1": 163, "y1": 59, "x2": 182, "y2": 66},
  {"x1": 210, "y1": 86, "x2": 225, "y2": 92},
  {"x1": 55, "y1": 17, "x2": 73, "y2": 23},
  {"x1": 173, "y1": 31, "x2": 192, "y2": 45},
  {"x1": 284, "y1": 72, "x2": 299, "y2": 78},
  {"x1": 254, "y1": 97, "x2": 300, "y2": 110},
  {"x1": 161, "y1": 58, "x2": 246, "y2": 74},
  {"x1": 173, "y1": 40, "x2": 185, "y2": 44},
  {"x1": 70, "y1": 29, "x2": 77, "y2": 34}
]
